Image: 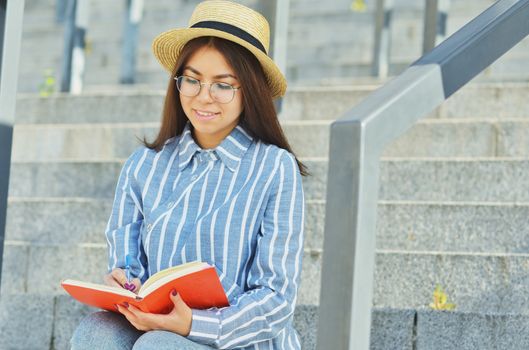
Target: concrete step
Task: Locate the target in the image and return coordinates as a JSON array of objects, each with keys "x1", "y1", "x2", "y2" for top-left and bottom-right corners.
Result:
[
  {"x1": 11, "y1": 118, "x2": 529, "y2": 161},
  {"x1": 9, "y1": 159, "x2": 529, "y2": 202},
  {"x1": 375, "y1": 201, "x2": 529, "y2": 254},
  {"x1": 378, "y1": 158, "x2": 529, "y2": 202},
  {"x1": 306, "y1": 200, "x2": 529, "y2": 253},
  {"x1": 3, "y1": 243, "x2": 326, "y2": 301},
  {"x1": 5, "y1": 243, "x2": 529, "y2": 314},
  {"x1": 15, "y1": 83, "x2": 529, "y2": 124},
  {"x1": 304, "y1": 250, "x2": 529, "y2": 312},
  {"x1": 26, "y1": 69, "x2": 171, "y2": 92},
  {"x1": 4, "y1": 198, "x2": 112, "y2": 244},
  {"x1": 6, "y1": 198, "x2": 529, "y2": 255},
  {"x1": 0, "y1": 294, "x2": 413, "y2": 350},
  {"x1": 288, "y1": 51, "x2": 529, "y2": 84},
  {"x1": 16, "y1": 88, "x2": 367, "y2": 124},
  {"x1": 3, "y1": 293, "x2": 528, "y2": 350},
  {"x1": 282, "y1": 83, "x2": 529, "y2": 120}
]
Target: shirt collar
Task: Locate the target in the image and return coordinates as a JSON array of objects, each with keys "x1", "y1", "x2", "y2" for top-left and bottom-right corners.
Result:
[{"x1": 177, "y1": 122, "x2": 253, "y2": 172}]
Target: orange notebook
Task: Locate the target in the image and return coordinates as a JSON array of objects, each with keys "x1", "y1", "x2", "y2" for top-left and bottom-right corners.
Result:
[{"x1": 61, "y1": 261, "x2": 229, "y2": 314}]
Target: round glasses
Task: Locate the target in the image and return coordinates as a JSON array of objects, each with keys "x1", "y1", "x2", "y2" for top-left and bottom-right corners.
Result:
[{"x1": 174, "y1": 75, "x2": 240, "y2": 104}]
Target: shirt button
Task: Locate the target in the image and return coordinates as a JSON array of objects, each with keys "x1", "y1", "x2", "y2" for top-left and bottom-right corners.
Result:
[
  {"x1": 191, "y1": 175, "x2": 198, "y2": 181},
  {"x1": 166, "y1": 201, "x2": 174, "y2": 208},
  {"x1": 146, "y1": 223, "x2": 153, "y2": 232}
]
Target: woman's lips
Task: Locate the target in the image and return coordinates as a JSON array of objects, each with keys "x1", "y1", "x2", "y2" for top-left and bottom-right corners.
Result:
[{"x1": 194, "y1": 109, "x2": 219, "y2": 121}]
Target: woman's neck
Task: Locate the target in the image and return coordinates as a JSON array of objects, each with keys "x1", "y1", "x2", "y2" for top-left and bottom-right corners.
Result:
[{"x1": 192, "y1": 129, "x2": 222, "y2": 150}]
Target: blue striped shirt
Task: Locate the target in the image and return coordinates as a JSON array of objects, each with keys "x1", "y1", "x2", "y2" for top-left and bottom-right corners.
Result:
[{"x1": 105, "y1": 121, "x2": 305, "y2": 349}]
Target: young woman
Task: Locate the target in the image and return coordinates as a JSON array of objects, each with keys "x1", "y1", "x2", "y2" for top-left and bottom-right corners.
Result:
[{"x1": 71, "y1": 1, "x2": 307, "y2": 349}]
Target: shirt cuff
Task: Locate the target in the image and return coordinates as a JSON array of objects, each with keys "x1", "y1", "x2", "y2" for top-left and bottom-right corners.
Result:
[{"x1": 187, "y1": 309, "x2": 221, "y2": 345}]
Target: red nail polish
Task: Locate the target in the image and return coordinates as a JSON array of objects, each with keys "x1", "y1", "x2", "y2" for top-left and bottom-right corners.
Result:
[
  {"x1": 172, "y1": 290, "x2": 177, "y2": 296},
  {"x1": 123, "y1": 302, "x2": 129, "y2": 308}
]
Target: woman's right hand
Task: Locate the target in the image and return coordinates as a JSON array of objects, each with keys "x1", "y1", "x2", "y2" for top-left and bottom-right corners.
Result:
[{"x1": 103, "y1": 268, "x2": 142, "y2": 294}]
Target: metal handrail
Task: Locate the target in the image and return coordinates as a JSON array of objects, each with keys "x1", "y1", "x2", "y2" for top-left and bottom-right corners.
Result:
[
  {"x1": 317, "y1": 0, "x2": 529, "y2": 348},
  {"x1": 423, "y1": 0, "x2": 451, "y2": 54},
  {"x1": 372, "y1": 0, "x2": 393, "y2": 78},
  {"x1": 249, "y1": 0, "x2": 290, "y2": 113},
  {"x1": 60, "y1": 0, "x2": 89, "y2": 93},
  {"x1": 0, "y1": 0, "x2": 25, "y2": 289},
  {"x1": 120, "y1": 0, "x2": 144, "y2": 84}
]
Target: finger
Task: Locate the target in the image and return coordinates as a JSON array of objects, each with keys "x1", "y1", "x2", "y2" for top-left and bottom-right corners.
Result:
[
  {"x1": 122, "y1": 303, "x2": 149, "y2": 321},
  {"x1": 126, "y1": 303, "x2": 142, "y2": 315},
  {"x1": 103, "y1": 274, "x2": 123, "y2": 288},
  {"x1": 170, "y1": 290, "x2": 188, "y2": 310},
  {"x1": 118, "y1": 308, "x2": 144, "y2": 331},
  {"x1": 116, "y1": 303, "x2": 136, "y2": 321},
  {"x1": 168, "y1": 291, "x2": 192, "y2": 335},
  {"x1": 111, "y1": 268, "x2": 127, "y2": 286},
  {"x1": 122, "y1": 305, "x2": 155, "y2": 331},
  {"x1": 170, "y1": 290, "x2": 179, "y2": 303},
  {"x1": 129, "y1": 320, "x2": 150, "y2": 332},
  {"x1": 130, "y1": 278, "x2": 142, "y2": 293}
]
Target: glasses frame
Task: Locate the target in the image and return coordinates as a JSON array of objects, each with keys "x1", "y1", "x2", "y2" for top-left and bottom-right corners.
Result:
[{"x1": 174, "y1": 75, "x2": 241, "y2": 104}]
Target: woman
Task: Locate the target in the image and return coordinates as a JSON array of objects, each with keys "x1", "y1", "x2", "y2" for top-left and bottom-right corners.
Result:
[{"x1": 71, "y1": 1, "x2": 307, "y2": 349}]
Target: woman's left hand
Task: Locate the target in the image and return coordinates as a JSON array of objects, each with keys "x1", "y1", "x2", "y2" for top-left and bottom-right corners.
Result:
[{"x1": 116, "y1": 290, "x2": 193, "y2": 336}]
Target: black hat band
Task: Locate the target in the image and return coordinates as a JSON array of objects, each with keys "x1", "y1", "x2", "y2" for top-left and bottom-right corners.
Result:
[{"x1": 190, "y1": 21, "x2": 267, "y2": 54}]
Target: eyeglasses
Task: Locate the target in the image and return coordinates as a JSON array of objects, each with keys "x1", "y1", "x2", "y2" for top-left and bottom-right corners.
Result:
[{"x1": 174, "y1": 75, "x2": 241, "y2": 104}]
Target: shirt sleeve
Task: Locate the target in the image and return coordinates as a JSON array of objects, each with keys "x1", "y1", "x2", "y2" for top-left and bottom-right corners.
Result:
[
  {"x1": 187, "y1": 150, "x2": 305, "y2": 349},
  {"x1": 105, "y1": 148, "x2": 149, "y2": 282}
]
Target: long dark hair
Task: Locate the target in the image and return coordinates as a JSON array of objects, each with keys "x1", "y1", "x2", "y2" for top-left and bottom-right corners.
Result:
[{"x1": 144, "y1": 36, "x2": 309, "y2": 177}]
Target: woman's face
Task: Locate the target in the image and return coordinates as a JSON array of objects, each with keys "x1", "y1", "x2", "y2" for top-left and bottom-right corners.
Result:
[{"x1": 179, "y1": 46, "x2": 244, "y2": 149}]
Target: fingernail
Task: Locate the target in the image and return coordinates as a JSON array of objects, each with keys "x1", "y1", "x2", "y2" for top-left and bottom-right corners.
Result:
[
  {"x1": 123, "y1": 302, "x2": 129, "y2": 308},
  {"x1": 172, "y1": 290, "x2": 177, "y2": 296},
  {"x1": 114, "y1": 304, "x2": 119, "y2": 310}
]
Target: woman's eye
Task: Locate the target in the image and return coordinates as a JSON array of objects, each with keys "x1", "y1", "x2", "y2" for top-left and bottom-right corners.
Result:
[
  {"x1": 215, "y1": 83, "x2": 233, "y2": 91},
  {"x1": 184, "y1": 77, "x2": 199, "y2": 85}
]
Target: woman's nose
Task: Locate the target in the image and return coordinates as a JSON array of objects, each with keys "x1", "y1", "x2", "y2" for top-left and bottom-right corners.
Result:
[{"x1": 196, "y1": 83, "x2": 214, "y2": 103}]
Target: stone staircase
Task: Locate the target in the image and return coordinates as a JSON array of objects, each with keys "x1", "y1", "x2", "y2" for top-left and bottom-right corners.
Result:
[
  {"x1": 4, "y1": 0, "x2": 529, "y2": 349},
  {"x1": 2, "y1": 80, "x2": 529, "y2": 349}
]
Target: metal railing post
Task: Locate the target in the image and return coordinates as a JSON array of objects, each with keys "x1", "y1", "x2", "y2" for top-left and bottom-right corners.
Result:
[
  {"x1": 121, "y1": 0, "x2": 143, "y2": 84},
  {"x1": 256, "y1": 0, "x2": 289, "y2": 113},
  {"x1": 270, "y1": 0, "x2": 289, "y2": 81},
  {"x1": 60, "y1": 0, "x2": 88, "y2": 94},
  {"x1": 56, "y1": 0, "x2": 67, "y2": 23},
  {"x1": 372, "y1": 0, "x2": 393, "y2": 78},
  {"x1": 423, "y1": 0, "x2": 451, "y2": 53},
  {"x1": 316, "y1": 120, "x2": 383, "y2": 350},
  {"x1": 0, "y1": 0, "x2": 25, "y2": 289},
  {"x1": 60, "y1": 0, "x2": 74, "y2": 92}
]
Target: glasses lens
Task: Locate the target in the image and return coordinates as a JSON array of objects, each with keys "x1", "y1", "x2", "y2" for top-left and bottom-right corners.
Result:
[
  {"x1": 210, "y1": 82, "x2": 235, "y2": 103},
  {"x1": 176, "y1": 76, "x2": 200, "y2": 97}
]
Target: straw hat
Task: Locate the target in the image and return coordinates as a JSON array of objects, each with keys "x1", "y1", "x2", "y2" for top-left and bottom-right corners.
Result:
[{"x1": 152, "y1": 0, "x2": 287, "y2": 98}]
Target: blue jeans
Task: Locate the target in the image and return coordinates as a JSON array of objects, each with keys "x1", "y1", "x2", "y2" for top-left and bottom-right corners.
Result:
[{"x1": 70, "y1": 311, "x2": 213, "y2": 350}]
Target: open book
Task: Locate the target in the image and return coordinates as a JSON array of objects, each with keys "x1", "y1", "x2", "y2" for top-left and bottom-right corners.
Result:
[{"x1": 61, "y1": 261, "x2": 229, "y2": 314}]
